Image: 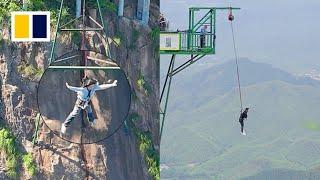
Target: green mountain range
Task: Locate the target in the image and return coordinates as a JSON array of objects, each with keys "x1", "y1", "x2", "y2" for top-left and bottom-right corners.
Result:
[{"x1": 160, "y1": 59, "x2": 320, "y2": 180}]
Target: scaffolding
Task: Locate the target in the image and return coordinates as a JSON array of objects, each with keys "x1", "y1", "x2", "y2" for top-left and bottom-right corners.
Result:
[
  {"x1": 160, "y1": 7, "x2": 240, "y2": 140},
  {"x1": 34, "y1": 0, "x2": 121, "y2": 144}
]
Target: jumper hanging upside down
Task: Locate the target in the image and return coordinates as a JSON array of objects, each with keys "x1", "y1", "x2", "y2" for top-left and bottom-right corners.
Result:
[
  {"x1": 239, "y1": 108, "x2": 249, "y2": 136},
  {"x1": 61, "y1": 78, "x2": 118, "y2": 134}
]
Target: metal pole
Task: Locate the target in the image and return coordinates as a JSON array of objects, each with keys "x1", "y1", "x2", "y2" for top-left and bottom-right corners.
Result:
[
  {"x1": 76, "y1": 0, "x2": 82, "y2": 18},
  {"x1": 22, "y1": 0, "x2": 26, "y2": 9},
  {"x1": 142, "y1": 0, "x2": 150, "y2": 25},
  {"x1": 160, "y1": 55, "x2": 175, "y2": 102},
  {"x1": 191, "y1": 9, "x2": 194, "y2": 51},
  {"x1": 171, "y1": 54, "x2": 205, "y2": 76},
  {"x1": 81, "y1": 0, "x2": 86, "y2": 78},
  {"x1": 118, "y1": 0, "x2": 124, "y2": 17},
  {"x1": 160, "y1": 54, "x2": 175, "y2": 140},
  {"x1": 187, "y1": 9, "x2": 191, "y2": 50},
  {"x1": 171, "y1": 54, "x2": 199, "y2": 74},
  {"x1": 213, "y1": 9, "x2": 216, "y2": 53},
  {"x1": 210, "y1": 10, "x2": 213, "y2": 48},
  {"x1": 49, "y1": 0, "x2": 64, "y2": 64},
  {"x1": 96, "y1": 0, "x2": 111, "y2": 58},
  {"x1": 192, "y1": 10, "x2": 211, "y2": 30},
  {"x1": 96, "y1": 0, "x2": 106, "y2": 29}
]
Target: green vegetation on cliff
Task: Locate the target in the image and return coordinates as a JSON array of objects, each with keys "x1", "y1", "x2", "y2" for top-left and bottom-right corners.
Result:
[
  {"x1": 22, "y1": 153, "x2": 37, "y2": 177},
  {"x1": 0, "y1": 0, "x2": 20, "y2": 23},
  {"x1": 127, "y1": 113, "x2": 160, "y2": 180},
  {"x1": 0, "y1": 128, "x2": 37, "y2": 178},
  {"x1": 87, "y1": 0, "x2": 117, "y2": 13},
  {"x1": 17, "y1": 63, "x2": 44, "y2": 80},
  {"x1": 137, "y1": 73, "x2": 152, "y2": 95},
  {"x1": 0, "y1": 128, "x2": 19, "y2": 178}
]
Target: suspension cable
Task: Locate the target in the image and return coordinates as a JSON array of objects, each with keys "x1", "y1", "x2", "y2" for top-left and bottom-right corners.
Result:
[
  {"x1": 229, "y1": 9, "x2": 243, "y2": 112},
  {"x1": 82, "y1": 0, "x2": 88, "y2": 78}
]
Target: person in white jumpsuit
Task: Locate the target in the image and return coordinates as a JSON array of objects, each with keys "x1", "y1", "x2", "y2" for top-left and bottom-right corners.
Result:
[{"x1": 61, "y1": 78, "x2": 118, "y2": 134}]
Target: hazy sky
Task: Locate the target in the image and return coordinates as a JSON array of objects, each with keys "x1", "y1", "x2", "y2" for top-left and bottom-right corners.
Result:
[{"x1": 160, "y1": 0, "x2": 320, "y2": 74}]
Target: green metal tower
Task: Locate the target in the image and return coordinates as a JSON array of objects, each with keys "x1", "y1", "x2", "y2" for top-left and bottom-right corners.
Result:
[
  {"x1": 49, "y1": 0, "x2": 112, "y2": 66},
  {"x1": 159, "y1": 7, "x2": 240, "y2": 140}
]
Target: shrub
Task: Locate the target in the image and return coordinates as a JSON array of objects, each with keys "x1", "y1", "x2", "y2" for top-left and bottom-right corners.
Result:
[
  {"x1": 137, "y1": 76, "x2": 145, "y2": 89},
  {"x1": 126, "y1": 119, "x2": 159, "y2": 180},
  {"x1": 0, "y1": 129, "x2": 16, "y2": 155},
  {"x1": 6, "y1": 156, "x2": 18, "y2": 178},
  {"x1": 17, "y1": 63, "x2": 44, "y2": 80},
  {"x1": 0, "y1": 128, "x2": 19, "y2": 178},
  {"x1": 129, "y1": 29, "x2": 140, "y2": 49},
  {"x1": 22, "y1": 153, "x2": 37, "y2": 176},
  {"x1": 50, "y1": 7, "x2": 70, "y2": 27},
  {"x1": 112, "y1": 36, "x2": 121, "y2": 46},
  {"x1": 0, "y1": 0, "x2": 20, "y2": 23},
  {"x1": 131, "y1": 89, "x2": 137, "y2": 101},
  {"x1": 133, "y1": 29, "x2": 140, "y2": 42},
  {"x1": 25, "y1": 0, "x2": 45, "y2": 11},
  {"x1": 87, "y1": 0, "x2": 117, "y2": 13},
  {"x1": 150, "y1": 27, "x2": 160, "y2": 42},
  {"x1": 104, "y1": 1, "x2": 117, "y2": 13},
  {"x1": 150, "y1": 27, "x2": 160, "y2": 59},
  {"x1": 0, "y1": 128, "x2": 37, "y2": 178},
  {"x1": 137, "y1": 73, "x2": 152, "y2": 95},
  {"x1": 128, "y1": 113, "x2": 140, "y2": 122},
  {"x1": 71, "y1": 31, "x2": 82, "y2": 46},
  {"x1": 136, "y1": 131, "x2": 160, "y2": 180}
]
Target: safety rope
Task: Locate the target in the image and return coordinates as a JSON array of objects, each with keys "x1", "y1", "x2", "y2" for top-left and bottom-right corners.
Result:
[
  {"x1": 229, "y1": 9, "x2": 243, "y2": 112},
  {"x1": 81, "y1": 0, "x2": 88, "y2": 78},
  {"x1": 82, "y1": 33, "x2": 88, "y2": 79}
]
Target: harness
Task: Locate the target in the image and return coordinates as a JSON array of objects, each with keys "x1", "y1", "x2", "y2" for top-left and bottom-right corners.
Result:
[{"x1": 77, "y1": 88, "x2": 92, "y2": 109}]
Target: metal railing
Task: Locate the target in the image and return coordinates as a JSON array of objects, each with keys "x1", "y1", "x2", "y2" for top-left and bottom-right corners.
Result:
[
  {"x1": 180, "y1": 31, "x2": 215, "y2": 52},
  {"x1": 160, "y1": 30, "x2": 215, "y2": 54}
]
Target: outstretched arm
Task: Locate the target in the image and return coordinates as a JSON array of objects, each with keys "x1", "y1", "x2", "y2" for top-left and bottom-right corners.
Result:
[
  {"x1": 66, "y1": 82, "x2": 83, "y2": 92},
  {"x1": 96, "y1": 80, "x2": 118, "y2": 91}
]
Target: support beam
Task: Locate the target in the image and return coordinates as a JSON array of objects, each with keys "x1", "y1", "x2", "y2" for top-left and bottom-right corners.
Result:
[
  {"x1": 76, "y1": 0, "x2": 81, "y2": 18},
  {"x1": 54, "y1": 54, "x2": 81, "y2": 63},
  {"x1": 48, "y1": 66, "x2": 120, "y2": 70},
  {"x1": 60, "y1": 28, "x2": 104, "y2": 31},
  {"x1": 22, "y1": 0, "x2": 26, "y2": 9},
  {"x1": 137, "y1": 0, "x2": 150, "y2": 25},
  {"x1": 49, "y1": 0, "x2": 64, "y2": 64},
  {"x1": 118, "y1": 0, "x2": 124, "y2": 17},
  {"x1": 160, "y1": 54, "x2": 176, "y2": 140},
  {"x1": 171, "y1": 54, "x2": 206, "y2": 76},
  {"x1": 86, "y1": 56, "x2": 118, "y2": 66},
  {"x1": 159, "y1": 7, "x2": 241, "y2": 143},
  {"x1": 190, "y1": 7, "x2": 240, "y2": 10}
]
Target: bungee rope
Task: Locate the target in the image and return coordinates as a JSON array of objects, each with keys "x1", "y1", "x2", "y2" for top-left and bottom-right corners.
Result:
[{"x1": 229, "y1": 8, "x2": 243, "y2": 113}]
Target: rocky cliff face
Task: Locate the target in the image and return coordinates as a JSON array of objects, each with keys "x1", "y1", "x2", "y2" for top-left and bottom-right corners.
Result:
[{"x1": 0, "y1": 0, "x2": 159, "y2": 179}]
